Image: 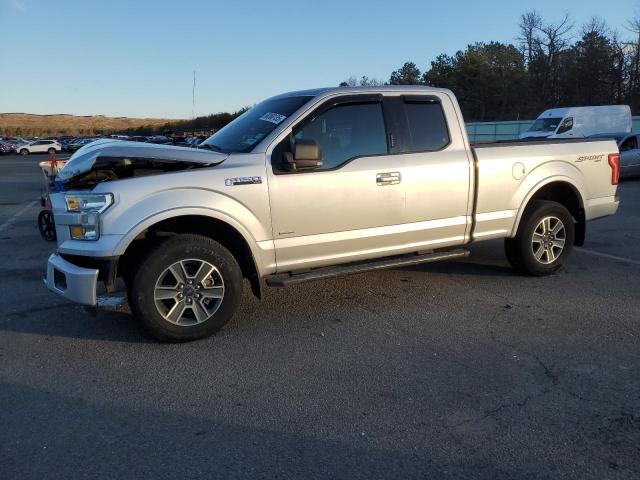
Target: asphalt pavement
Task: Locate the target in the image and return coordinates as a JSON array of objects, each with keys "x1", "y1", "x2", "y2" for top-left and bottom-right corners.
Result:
[{"x1": 0, "y1": 152, "x2": 639, "y2": 479}]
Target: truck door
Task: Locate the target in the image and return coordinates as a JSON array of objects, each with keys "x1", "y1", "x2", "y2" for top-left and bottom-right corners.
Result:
[
  {"x1": 388, "y1": 94, "x2": 472, "y2": 245},
  {"x1": 266, "y1": 95, "x2": 407, "y2": 272}
]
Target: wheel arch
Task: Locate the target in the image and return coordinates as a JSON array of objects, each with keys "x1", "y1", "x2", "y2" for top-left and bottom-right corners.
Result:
[
  {"x1": 117, "y1": 210, "x2": 269, "y2": 299},
  {"x1": 511, "y1": 177, "x2": 586, "y2": 245}
]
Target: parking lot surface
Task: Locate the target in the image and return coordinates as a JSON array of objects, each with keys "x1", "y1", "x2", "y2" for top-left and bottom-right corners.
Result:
[{"x1": 1, "y1": 153, "x2": 639, "y2": 479}]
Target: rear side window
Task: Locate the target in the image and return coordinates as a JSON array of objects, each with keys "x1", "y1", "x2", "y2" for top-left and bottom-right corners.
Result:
[{"x1": 403, "y1": 100, "x2": 450, "y2": 152}]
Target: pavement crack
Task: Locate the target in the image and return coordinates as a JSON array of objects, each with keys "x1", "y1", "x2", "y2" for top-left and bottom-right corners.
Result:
[
  {"x1": 516, "y1": 388, "x2": 551, "y2": 408},
  {"x1": 488, "y1": 333, "x2": 632, "y2": 407},
  {"x1": 489, "y1": 334, "x2": 558, "y2": 385},
  {"x1": 447, "y1": 387, "x2": 552, "y2": 429},
  {"x1": 447, "y1": 403, "x2": 509, "y2": 428}
]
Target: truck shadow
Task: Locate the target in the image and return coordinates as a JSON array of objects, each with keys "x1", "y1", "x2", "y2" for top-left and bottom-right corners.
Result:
[
  {"x1": 0, "y1": 303, "x2": 149, "y2": 343},
  {"x1": 399, "y1": 258, "x2": 516, "y2": 277},
  {"x1": 2, "y1": 382, "x2": 514, "y2": 480},
  {"x1": 0, "y1": 258, "x2": 519, "y2": 343}
]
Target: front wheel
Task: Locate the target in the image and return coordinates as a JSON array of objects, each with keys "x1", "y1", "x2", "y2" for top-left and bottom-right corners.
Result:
[
  {"x1": 47, "y1": 148, "x2": 56, "y2": 154},
  {"x1": 504, "y1": 200, "x2": 574, "y2": 276},
  {"x1": 128, "y1": 234, "x2": 243, "y2": 342},
  {"x1": 37, "y1": 209, "x2": 56, "y2": 241},
  {"x1": 19, "y1": 149, "x2": 29, "y2": 156}
]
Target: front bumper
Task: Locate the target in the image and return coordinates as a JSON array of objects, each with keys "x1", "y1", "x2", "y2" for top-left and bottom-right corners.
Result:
[{"x1": 44, "y1": 253, "x2": 99, "y2": 306}]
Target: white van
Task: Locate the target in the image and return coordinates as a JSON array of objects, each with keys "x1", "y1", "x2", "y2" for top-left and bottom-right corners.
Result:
[{"x1": 520, "y1": 105, "x2": 632, "y2": 140}]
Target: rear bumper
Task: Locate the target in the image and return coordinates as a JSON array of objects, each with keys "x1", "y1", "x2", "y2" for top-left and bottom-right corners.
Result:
[
  {"x1": 585, "y1": 195, "x2": 619, "y2": 221},
  {"x1": 44, "y1": 253, "x2": 98, "y2": 306}
]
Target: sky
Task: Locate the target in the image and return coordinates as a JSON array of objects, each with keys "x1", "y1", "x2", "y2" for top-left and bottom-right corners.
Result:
[{"x1": 1, "y1": 0, "x2": 638, "y2": 119}]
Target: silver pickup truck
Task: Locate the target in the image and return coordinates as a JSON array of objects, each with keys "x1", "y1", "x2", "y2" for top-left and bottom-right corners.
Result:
[{"x1": 44, "y1": 86, "x2": 620, "y2": 341}]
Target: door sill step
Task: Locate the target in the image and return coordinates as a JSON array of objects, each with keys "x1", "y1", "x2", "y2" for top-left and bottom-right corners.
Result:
[{"x1": 266, "y1": 249, "x2": 470, "y2": 287}]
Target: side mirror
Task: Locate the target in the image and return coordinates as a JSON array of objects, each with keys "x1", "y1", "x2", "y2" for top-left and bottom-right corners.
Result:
[{"x1": 282, "y1": 139, "x2": 323, "y2": 172}]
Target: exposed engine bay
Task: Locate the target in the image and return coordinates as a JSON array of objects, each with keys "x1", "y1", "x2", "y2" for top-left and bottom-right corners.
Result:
[
  {"x1": 62, "y1": 156, "x2": 216, "y2": 189},
  {"x1": 57, "y1": 139, "x2": 227, "y2": 189}
]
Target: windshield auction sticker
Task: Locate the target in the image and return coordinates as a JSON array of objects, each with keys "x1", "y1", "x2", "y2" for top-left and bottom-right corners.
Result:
[{"x1": 259, "y1": 112, "x2": 287, "y2": 124}]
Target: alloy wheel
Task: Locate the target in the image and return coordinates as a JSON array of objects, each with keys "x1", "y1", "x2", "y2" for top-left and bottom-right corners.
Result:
[
  {"x1": 153, "y1": 259, "x2": 225, "y2": 326},
  {"x1": 531, "y1": 216, "x2": 566, "y2": 265}
]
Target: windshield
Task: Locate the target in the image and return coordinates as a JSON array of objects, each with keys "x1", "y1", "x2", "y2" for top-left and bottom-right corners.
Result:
[
  {"x1": 200, "y1": 95, "x2": 313, "y2": 153},
  {"x1": 529, "y1": 117, "x2": 562, "y2": 133}
]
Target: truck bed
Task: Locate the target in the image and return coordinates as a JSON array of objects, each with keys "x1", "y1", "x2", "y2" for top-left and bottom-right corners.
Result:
[{"x1": 469, "y1": 138, "x2": 619, "y2": 241}]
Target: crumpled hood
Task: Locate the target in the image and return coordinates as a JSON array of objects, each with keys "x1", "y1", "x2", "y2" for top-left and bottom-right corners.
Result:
[{"x1": 58, "y1": 139, "x2": 228, "y2": 183}]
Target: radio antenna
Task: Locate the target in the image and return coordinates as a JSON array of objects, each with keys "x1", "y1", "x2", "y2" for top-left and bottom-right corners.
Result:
[{"x1": 192, "y1": 70, "x2": 196, "y2": 119}]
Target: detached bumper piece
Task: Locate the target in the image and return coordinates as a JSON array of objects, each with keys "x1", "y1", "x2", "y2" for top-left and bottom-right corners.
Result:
[{"x1": 44, "y1": 253, "x2": 99, "y2": 306}]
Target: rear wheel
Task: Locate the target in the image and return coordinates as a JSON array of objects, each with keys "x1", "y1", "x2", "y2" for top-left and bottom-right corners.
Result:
[
  {"x1": 504, "y1": 200, "x2": 574, "y2": 276},
  {"x1": 128, "y1": 234, "x2": 243, "y2": 342}
]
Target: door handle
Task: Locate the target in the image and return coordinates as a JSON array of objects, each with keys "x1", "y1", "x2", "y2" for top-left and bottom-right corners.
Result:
[{"x1": 376, "y1": 172, "x2": 401, "y2": 186}]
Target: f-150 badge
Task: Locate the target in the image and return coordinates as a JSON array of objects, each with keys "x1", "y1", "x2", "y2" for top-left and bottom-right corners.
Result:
[{"x1": 225, "y1": 176, "x2": 262, "y2": 186}]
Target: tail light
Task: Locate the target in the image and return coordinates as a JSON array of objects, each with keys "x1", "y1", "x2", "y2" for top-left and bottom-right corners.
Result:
[{"x1": 608, "y1": 153, "x2": 620, "y2": 185}]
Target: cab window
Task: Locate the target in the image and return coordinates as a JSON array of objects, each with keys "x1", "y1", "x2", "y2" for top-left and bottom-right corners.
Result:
[
  {"x1": 403, "y1": 100, "x2": 450, "y2": 152},
  {"x1": 292, "y1": 102, "x2": 387, "y2": 170}
]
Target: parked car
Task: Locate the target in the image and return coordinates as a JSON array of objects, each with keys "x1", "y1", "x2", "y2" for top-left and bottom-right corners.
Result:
[
  {"x1": 5, "y1": 137, "x2": 28, "y2": 151},
  {"x1": 0, "y1": 142, "x2": 9, "y2": 155},
  {"x1": 44, "y1": 86, "x2": 620, "y2": 342},
  {"x1": 590, "y1": 132, "x2": 640, "y2": 179},
  {"x1": 17, "y1": 139, "x2": 62, "y2": 155},
  {"x1": 66, "y1": 138, "x2": 98, "y2": 152},
  {"x1": 14, "y1": 138, "x2": 28, "y2": 148},
  {"x1": 1, "y1": 140, "x2": 16, "y2": 153},
  {"x1": 60, "y1": 138, "x2": 77, "y2": 150},
  {"x1": 146, "y1": 135, "x2": 173, "y2": 144},
  {"x1": 188, "y1": 136, "x2": 207, "y2": 147},
  {"x1": 520, "y1": 105, "x2": 632, "y2": 140}
]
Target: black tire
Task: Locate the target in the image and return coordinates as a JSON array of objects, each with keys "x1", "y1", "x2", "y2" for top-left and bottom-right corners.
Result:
[
  {"x1": 47, "y1": 148, "x2": 56, "y2": 154},
  {"x1": 128, "y1": 234, "x2": 243, "y2": 342},
  {"x1": 504, "y1": 200, "x2": 574, "y2": 276},
  {"x1": 37, "y1": 209, "x2": 57, "y2": 241},
  {"x1": 19, "y1": 149, "x2": 28, "y2": 156}
]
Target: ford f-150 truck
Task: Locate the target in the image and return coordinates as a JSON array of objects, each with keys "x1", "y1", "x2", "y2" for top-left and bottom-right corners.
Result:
[{"x1": 44, "y1": 86, "x2": 620, "y2": 341}]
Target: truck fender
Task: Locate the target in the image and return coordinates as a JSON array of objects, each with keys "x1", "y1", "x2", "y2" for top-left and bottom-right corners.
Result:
[
  {"x1": 510, "y1": 161, "x2": 587, "y2": 238},
  {"x1": 105, "y1": 184, "x2": 275, "y2": 278}
]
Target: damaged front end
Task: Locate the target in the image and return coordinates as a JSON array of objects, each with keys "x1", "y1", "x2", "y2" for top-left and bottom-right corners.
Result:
[{"x1": 57, "y1": 139, "x2": 228, "y2": 189}]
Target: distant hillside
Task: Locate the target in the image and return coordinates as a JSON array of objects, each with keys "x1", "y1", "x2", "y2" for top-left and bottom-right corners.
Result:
[{"x1": 0, "y1": 113, "x2": 179, "y2": 137}]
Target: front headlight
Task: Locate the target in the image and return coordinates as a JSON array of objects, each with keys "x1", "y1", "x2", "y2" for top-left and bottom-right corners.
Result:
[
  {"x1": 64, "y1": 193, "x2": 113, "y2": 240},
  {"x1": 65, "y1": 193, "x2": 113, "y2": 213}
]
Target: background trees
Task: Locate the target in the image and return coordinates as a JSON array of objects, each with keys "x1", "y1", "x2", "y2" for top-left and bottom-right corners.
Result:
[
  {"x1": 389, "y1": 62, "x2": 422, "y2": 85},
  {"x1": 341, "y1": 10, "x2": 640, "y2": 122},
  {"x1": 423, "y1": 43, "x2": 527, "y2": 120}
]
